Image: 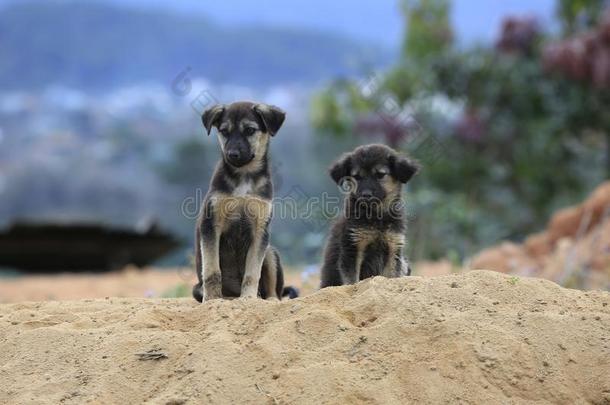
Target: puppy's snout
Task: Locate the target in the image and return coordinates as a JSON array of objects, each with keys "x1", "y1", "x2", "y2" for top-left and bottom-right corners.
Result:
[
  {"x1": 360, "y1": 189, "x2": 373, "y2": 199},
  {"x1": 227, "y1": 149, "x2": 240, "y2": 161}
]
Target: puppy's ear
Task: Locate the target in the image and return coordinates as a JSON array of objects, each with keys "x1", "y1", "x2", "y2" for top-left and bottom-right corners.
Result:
[
  {"x1": 253, "y1": 104, "x2": 286, "y2": 136},
  {"x1": 202, "y1": 104, "x2": 225, "y2": 135},
  {"x1": 329, "y1": 154, "x2": 352, "y2": 185},
  {"x1": 389, "y1": 154, "x2": 420, "y2": 183}
]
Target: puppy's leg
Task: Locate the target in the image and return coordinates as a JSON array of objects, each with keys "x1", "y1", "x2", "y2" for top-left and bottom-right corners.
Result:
[
  {"x1": 241, "y1": 200, "x2": 272, "y2": 298},
  {"x1": 393, "y1": 249, "x2": 412, "y2": 276},
  {"x1": 274, "y1": 249, "x2": 286, "y2": 299},
  {"x1": 383, "y1": 233, "x2": 406, "y2": 278},
  {"x1": 339, "y1": 233, "x2": 360, "y2": 285},
  {"x1": 192, "y1": 226, "x2": 204, "y2": 302},
  {"x1": 241, "y1": 225, "x2": 269, "y2": 298},
  {"x1": 201, "y1": 198, "x2": 222, "y2": 300},
  {"x1": 320, "y1": 226, "x2": 342, "y2": 288},
  {"x1": 261, "y1": 246, "x2": 280, "y2": 301},
  {"x1": 383, "y1": 252, "x2": 407, "y2": 278},
  {"x1": 401, "y1": 257, "x2": 412, "y2": 276}
]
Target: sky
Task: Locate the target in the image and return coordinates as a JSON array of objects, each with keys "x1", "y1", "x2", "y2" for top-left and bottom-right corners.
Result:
[
  {"x1": 102, "y1": 0, "x2": 557, "y2": 47},
  {"x1": 0, "y1": 0, "x2": 556, "y2": 47}
]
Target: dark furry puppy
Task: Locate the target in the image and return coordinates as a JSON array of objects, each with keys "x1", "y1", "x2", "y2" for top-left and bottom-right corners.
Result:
[
  {"x1": 192, "y1": 101, "x2": 296, "y2": 302},
  {"x1": 320, "y1": 144, "x2": 419, "y2": 288}
]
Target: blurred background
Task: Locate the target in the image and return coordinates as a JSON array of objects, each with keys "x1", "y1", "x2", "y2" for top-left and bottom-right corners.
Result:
[{"x1": 0, "y1": 0, "x2": 608, "y2": 302}]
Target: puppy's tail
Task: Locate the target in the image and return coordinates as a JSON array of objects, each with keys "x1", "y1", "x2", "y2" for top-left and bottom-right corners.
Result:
[
  {"x1": 192, "y1": 282, "x2": 203, "y2": 303},
  {"x1": 282, "y1": 286, "x2": 299, "y2": 299}
]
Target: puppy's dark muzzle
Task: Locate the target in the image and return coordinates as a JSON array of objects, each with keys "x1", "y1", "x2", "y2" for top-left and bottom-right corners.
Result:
[
  {"x1": 359, "y1": 189, "x2": 374, "y2": 199},
  {"x1": 225, "y1": 149, "x2": 254, "y2": 167},
  {"x1": 354, "y1": 189, "x2": 384, "y2": 209}
]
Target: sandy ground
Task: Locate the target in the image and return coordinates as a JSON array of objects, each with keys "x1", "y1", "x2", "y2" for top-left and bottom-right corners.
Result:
[
  {"x1": 0, "y1": 263, "x2": 442, "y2": 304},
  {"x1": 0, "y1": 267, "x2": 196, "y2": 303},
  {"x1": 0, "y1": 266, "x2": 308, "y2": 303},
  {"x1": 0, "y1": 261, "x2": 445, "y2": 304},
  {"x1": 1, "y1": 270, "x2": 608, "y2": 404}
]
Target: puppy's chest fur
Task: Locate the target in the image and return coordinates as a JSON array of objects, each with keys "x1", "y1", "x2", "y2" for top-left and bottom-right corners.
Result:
[
  {"x1": 348, "y1": 226, "x2": 405, "y2": 279},
  {"x1": 207, "y1": 176, "x2": 272, "y2": 297},
  {"x1": 349, "y1": 227, "x2": 405, "y2": 255},
  {"x1": 212, "y1": 177, "x2": 272, "y2": 231},
  {"x1": 232, "y1": 179, "x2": 256, "y2": 197}
]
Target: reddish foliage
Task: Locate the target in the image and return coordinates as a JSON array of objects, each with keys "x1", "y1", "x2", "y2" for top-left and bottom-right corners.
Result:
[
  {"x1": 496, "y1": 16, "x2": 540, "y2": 55},
  {"x1": 543, "y1": 9, "x2": 610, "y2": 88},
  {"x1": 454, "y1": 108, "x2": 485, "y2": 143},
  {"x1": 354, "y1": 113, "x2": 416, "y2": 148}
]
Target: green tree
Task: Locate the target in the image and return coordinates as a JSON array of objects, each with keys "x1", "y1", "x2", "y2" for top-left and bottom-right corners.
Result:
[
  {"x1": 311, "y1": 0, "x2": 608, "y2": 261},
  {"x1": 401, "y1": 0, "x2": 452, "y2": 60},
  {"x1": 557, "y1": 0, "x2": 605, "y2": 34}
]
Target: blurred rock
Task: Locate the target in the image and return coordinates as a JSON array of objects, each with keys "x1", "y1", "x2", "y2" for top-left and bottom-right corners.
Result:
[
  {"x1": 471, "y1": 181, "x2": 610, "y2": 289},
  {"x1": 523, "y1": 232, "x2": 552, "y2": 257}
]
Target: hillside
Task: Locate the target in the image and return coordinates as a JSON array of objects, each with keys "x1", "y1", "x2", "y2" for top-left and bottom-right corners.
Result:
[
  {"x1": 1, "y1": 271, "x2": 608, "y2": 404},
  {"x1": 0, "y1": 1, "x2": 388, "y2": 90}
]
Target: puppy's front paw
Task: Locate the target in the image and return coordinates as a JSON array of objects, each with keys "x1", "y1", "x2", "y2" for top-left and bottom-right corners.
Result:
[
  {"x1": 203, "y1": 272, "x2": 222, "y2": 301},
  {"x1": 203, "y1": 286, "x2": 222, "y2": 301},
  {"x1": 240, "y1": 276, "x2": 259, "y2": 299},
  {"x1": 265, "y1": 296, "x2": 280, "y2": 302}
]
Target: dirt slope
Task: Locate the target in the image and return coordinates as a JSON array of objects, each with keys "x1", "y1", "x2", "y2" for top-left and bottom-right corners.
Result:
[{"x1": 1, "y1": 271, "x2": 609, "y2": 404}]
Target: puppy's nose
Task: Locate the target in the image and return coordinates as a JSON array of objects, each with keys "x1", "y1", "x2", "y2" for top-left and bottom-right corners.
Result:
[
  {"x1": 360, "y1": 189, "x2": 373, "y2": 199},
  {"x1": 227, "y1": 149, "x2": 240, "y2": 160}
]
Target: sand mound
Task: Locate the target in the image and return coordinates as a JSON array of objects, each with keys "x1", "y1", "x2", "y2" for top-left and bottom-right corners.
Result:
[
  {"x1": 471, "y1": 181, "x2": 610, "y2": 289},
  {"x1": 1, "y1": 271, "x2": 608, "y2": 404}
]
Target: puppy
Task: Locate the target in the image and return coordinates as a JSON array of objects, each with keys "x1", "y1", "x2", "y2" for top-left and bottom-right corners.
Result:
[
  {"x1": 320, "y1": 144, "x2": 419, "y2": 288},
  {"x1": 193, "y1": 101, "x2": 292, "y2": 302}
]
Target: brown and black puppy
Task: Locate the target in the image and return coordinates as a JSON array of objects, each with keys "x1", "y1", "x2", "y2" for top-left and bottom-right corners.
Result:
[
  {"x1": 320, "y1": 144, "x2": 419, "y2": 288},
  {"x1": 193, "y1": 101, "x2": 294, "y2": 302}
]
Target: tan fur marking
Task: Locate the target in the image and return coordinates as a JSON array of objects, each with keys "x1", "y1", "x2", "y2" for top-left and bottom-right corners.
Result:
[
  {"x1": 216, "y1": 135, "x2": 225, "y2": 153},
  {"x1": 239, "y1": 120, "x2": 259, "y2": 131},
  {"x1": 350, "y1": 228, "x2": 378, "y2": 283},
  {"x1": 202, "y1": 204, "x2": 222, "y2": 300},
  {"x1": 350, "y1": 228, "x2": 379, "y2": 246},
  {"x1": 242, "y1": 230, "x2": 268, "y2": 298},
  {"x1": 350, "y1": 229, "x2": 406, "y2": 279},
  {"x1": 210, "y1": 194, "x2": 271, "y2": 231},
  {"x1": 375, "y1": 164, "x2": 389, "y2": 175},
  {"x1": 383, "y1": 232, "x2": 406, "y2": 277},
  {"x1": 242, "y1": 275, "x2": 255, "y2": 289},
  {"x1": 241, "y1": 198, "x2": 271, "y2": 298},
  {"x1": 230, "y1": 132, "x2": 269, "y2": 174},
  {"x1": 218, "y1": 121, "x2": 232, "y2": 132},
  {"x1": 381, "y1": 175, "x2": 401, "y2": 197}
]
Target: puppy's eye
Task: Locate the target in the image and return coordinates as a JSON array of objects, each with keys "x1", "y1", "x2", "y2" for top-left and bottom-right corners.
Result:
[
  {"x1": 219, "y1": 129, "x2": 229, "y2": 137},
  {"x1": 244, "y1": 127, "x2": 256, "y2": 136},
  {"x1": 375, "y1": 172, "x2": 387, "y2": 179}
]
